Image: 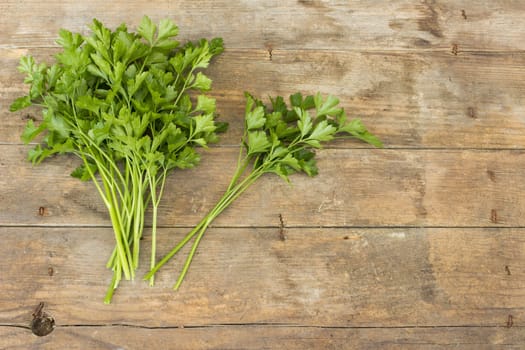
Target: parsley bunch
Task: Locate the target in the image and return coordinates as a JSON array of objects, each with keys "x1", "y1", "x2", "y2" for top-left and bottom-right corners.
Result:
[
  {"x1": 11, "y1": 16, "x2": 225, "y2": 303},
  {"x1": 145, "y1": 92, "x2": 382, "y2": 289}
]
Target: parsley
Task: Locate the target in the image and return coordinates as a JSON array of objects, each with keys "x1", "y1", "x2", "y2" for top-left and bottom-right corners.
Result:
[
  {"x1": 145, "y1": 92, "x2": 382, "y2": 289},
  {"x1": 10, "y1": 16, "x2": 225, "y2": 303}
]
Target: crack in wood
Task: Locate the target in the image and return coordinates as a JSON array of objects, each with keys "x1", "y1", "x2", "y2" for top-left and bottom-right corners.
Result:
[
  {"x1": 278, "y1": 213, "x2": 286, "y2": 241},
  {"x1": 2, "y1": 323, "x2": 523, "y2": 330}
]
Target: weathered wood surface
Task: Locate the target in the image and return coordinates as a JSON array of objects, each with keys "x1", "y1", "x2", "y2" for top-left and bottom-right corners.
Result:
[
  {"x1": 2, "y1": 146, "x2": 525, "y2": 227},
  {"x1": 1, "y1": 227, "x2": 524, "y2": 326},
  {"x1": 1, "y1": 0, "x2": 525, "y2": 349},
  {"x1": 1, "y1": 0, "x2": 525, "y2": 51},
  {"x1": 3, "y1": 49, "x2": 525, "y2": 148},
  {"x1": 2, "y1": 326, "x2": 525, "y2": 350},
  {"x1": 0, "y1": 325, "x2": 525, "y2": 350}
]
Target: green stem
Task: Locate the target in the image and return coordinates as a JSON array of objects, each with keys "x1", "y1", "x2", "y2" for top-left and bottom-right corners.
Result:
[
  {"x1": 147, "y1": 168, "x2": 168, "y2": 286},
  {"x1": 78, "y1": 151, "x2": 131, "y2": 283},
  {"x1": 172, "y1": 167, "x2": 263, "y2": 290},
  {"x1": 104, "y1": 269, "x2": 118, "y2": 304},
  {"x1": 131, "y1": 160, "x2": 144, "y2": 270},
  {"x1": 105, "y1": 182, "x2": 132, "y2": 280},
  {"x1": 143, "y1": 221, "x2": 204, "y2": 280},
  {"x1": 144, "y1": 160, "x2": 265, "y2": 285}
]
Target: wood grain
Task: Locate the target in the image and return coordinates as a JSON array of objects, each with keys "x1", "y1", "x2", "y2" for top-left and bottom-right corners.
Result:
[
  {"x1": 1, "y1": 1, "x2": 525, "y2": 51},
  {"x1": 0, "y1": 227, "x2": 523, "y2": 327},
  {"x1": 1, "y1": 325, "x2": 524, "y2": 350},
  {"x1": 1, "y1": 146, "x2": 524, "y2": 227},
  {"x1": 3, "y1": 48, "x2": 525, "y2": 148},
  {"x1": 1, "y1": 0, "x2": 525, "y2": 348}
]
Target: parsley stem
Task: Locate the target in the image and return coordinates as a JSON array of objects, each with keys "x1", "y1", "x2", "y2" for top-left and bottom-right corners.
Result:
[
  {"x1": 172, "y1": 166, "x2": 264, "y2": 290},
  {"x1": 144, "y1": 157, "x2": 266, "y2": 285},
  {"x1": 12, "y1": 18, "x2": 225, "y2": 302}
]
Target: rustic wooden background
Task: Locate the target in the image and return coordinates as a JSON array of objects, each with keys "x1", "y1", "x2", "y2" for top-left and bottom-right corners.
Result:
[{"x1": 1, "y1": 0, "x2": 525, "y2": 349}]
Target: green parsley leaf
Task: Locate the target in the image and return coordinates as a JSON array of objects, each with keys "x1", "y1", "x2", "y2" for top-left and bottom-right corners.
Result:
[
  {"x1": 194, "y1": 95, "x2": 216, "y2": 114},
  {"x1": 21, "y1": 119, "x2": 45, "y2": 143},
  {"x1": 314, "y1": 93, "x2": 341, "y2": 117},
  {"x1": 145, "y1": 92, "x2": 382, "y2": 291},
  {"x1": 138, "y1": 16, "x2": 157, "y2": 45},
  {"x1": 10, "y1": 16, "x2": 225, "y2": 303},
  {"x1": 340, "y1": 119, "x2": 383, "y2": 147},
  {"x1": 192, "y1": 72, "x2": 212, "y2": 91},
  {"x1": 9, "y1": 96, "x2": 32, "y2": 112},
  {"x1": 247, "y1": 130, "x2": 271, "y2": 154},
  {"x1": 246, "y1": 105, "x2": 266, "y2": 130},
  {"x1": 308, "y1": 120, "x2": 336, "y2": 142}
]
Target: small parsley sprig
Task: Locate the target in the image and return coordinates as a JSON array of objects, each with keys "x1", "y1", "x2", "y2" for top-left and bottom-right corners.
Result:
[
  {"x1": 11, "y1": 16, "x2": 225, "y2": 303},
  {"x1": 145, "y1": 92, "x2": 382, "y2": 289}
]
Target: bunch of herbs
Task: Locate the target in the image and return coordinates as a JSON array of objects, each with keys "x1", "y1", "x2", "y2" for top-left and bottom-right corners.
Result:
[
  {"x1": 10, "y1": 16, "x2": 225, "y2": 303},
  {"x1": 145, "y1": 92, "x2": 382, "y2": 289}
]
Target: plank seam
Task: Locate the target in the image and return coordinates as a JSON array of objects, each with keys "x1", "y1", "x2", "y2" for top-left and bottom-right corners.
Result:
[
  {"x1": 2, "y1": 45, "x2": 525, "y2": 55},
  {"x1": 1, "y1": 323, "x2": 523, "y2": 330},
  {"x1": 2, "y1": 142, "x2": 525, "y2": 151},
  {"x1": 2, "y1": 224, "x2": 525, "y2": 229}
]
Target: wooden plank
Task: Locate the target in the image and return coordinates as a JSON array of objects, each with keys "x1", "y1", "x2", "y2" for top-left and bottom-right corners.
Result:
[
  {"x1": 1, "y1": 146, "x2": 525, "y2": 227},
  {"x1": 1, "y1": 1, "x2": 525, "y2": 51},
  {"x1": 1, "y1": 325, "x2": 524, "y2": 350},
  {"x1": 2, "y1": 48, "x2": 525, "y2": 148},
  {"x1": 2, "y1": 1, "x2": 524, "y2": 348},
  {"x1": 0, "y1": 227, "x2": 523, "y2": 327}
]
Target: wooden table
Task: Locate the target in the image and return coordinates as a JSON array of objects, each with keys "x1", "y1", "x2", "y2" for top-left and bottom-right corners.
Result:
[{"x1": 1, "y1": 1, "x2": 524, "y2": 348}]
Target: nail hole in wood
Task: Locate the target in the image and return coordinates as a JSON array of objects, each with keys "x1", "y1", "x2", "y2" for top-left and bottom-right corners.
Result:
[
  {"x1": 506, "y1": 315, "x2": 513, "y2": 328},
  {"x1": 486, "y1": 170, "x2": 496, "y2": 182},
  {"x1": 467, "y1": 107, "x2": 477, "y2": 119},
  {"x1": 490, "y1": 209, "x2": 498, "y2": 224},
  {"x1": 451, "y1": 44, "x2": 458, "y2": 55},
  {"x1": 278, "y1": 214, "x2": 286, "y2": 241}
]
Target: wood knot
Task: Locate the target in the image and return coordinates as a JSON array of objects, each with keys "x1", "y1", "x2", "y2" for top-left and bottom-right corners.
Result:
[
  {"x1": 451, "y1": 44, "x2": 459, "y2": 56},
  {"x1": 31, "y1": 302, "x2": 55, "y2": 336}
]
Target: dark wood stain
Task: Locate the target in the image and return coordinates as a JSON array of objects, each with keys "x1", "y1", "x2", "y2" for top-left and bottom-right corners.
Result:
[
  {"x1": 418, "y1": 0, "x2": 443, "y2": 38},
  {"x1": 452, "y1": 44, "x2": 459, "y2": 55},
  {"x1": 486, "y1": 170, "x2": 496, "y2": 182},
  {"x1": 31, "y1": 302, "x2": 55, "y2": 336},
  {"x1": 506, "y1": 315, "x2": 514, "y2": 328},
  {"x1": 467, "y1": 107, "x2": 477, "y2": 119},
  {"x1": 490, "y1": 209, "x2": 498, "y2": 223}
]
